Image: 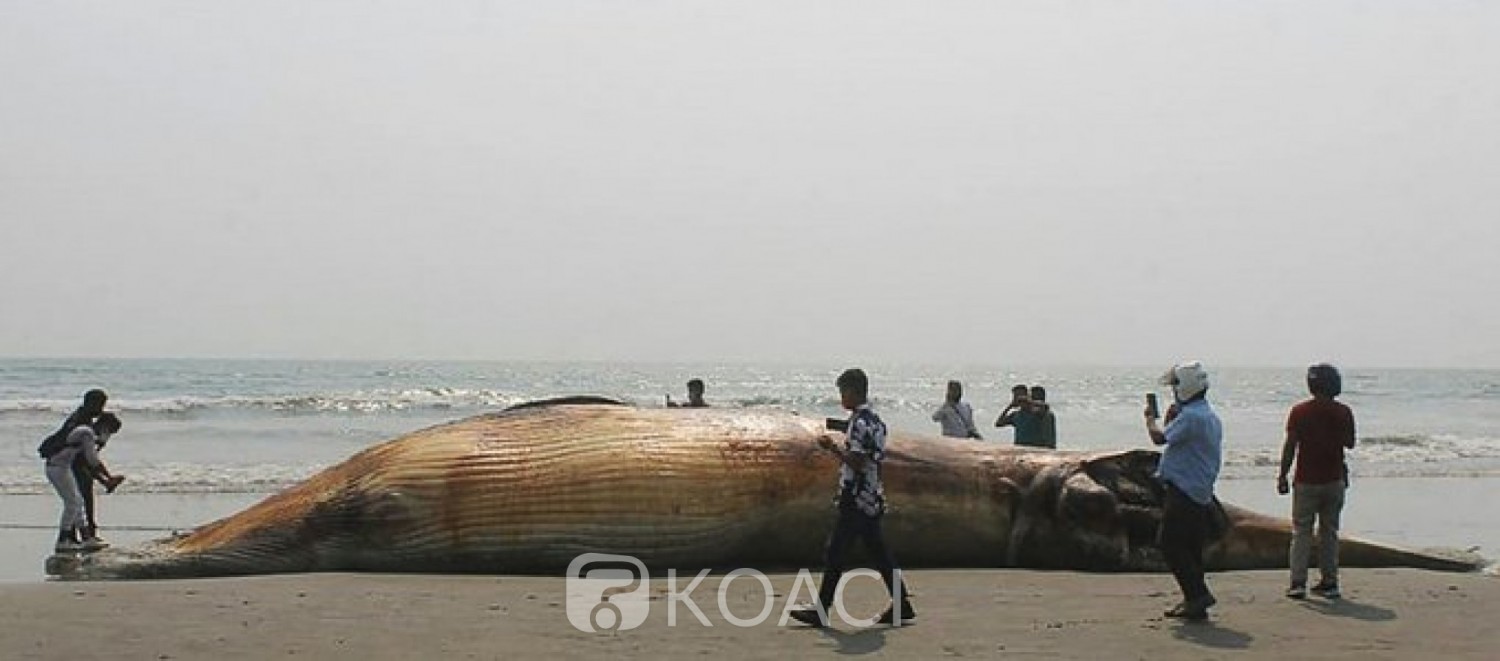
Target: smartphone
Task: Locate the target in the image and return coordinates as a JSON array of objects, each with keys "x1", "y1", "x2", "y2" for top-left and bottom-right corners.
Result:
[
  {"x1": 1145, "y1": 393, "x2": 1160, "y2": 419},
  {"x1": 825, "y1": 418, "x2": 849, "y2": 433}
]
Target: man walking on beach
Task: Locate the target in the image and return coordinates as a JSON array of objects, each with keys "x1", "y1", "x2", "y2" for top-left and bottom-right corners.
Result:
[
  {"x1": 1277, "y1": 363, "x2": 1356, "y2": 600},
  {"x1": 1144, "y1": 361, "x2": 1222, "y2": 621},
  {"x1": 789, "y1": 368, "x2": 916, "y2": 628},
  {"x1": 932, "y1": 380, "x2": 982, "y2": 439}
]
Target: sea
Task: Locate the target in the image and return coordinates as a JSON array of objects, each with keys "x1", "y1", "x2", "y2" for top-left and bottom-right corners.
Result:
[{"x1": 5, "y1": 358, "x2": 1500, "y2": 495}]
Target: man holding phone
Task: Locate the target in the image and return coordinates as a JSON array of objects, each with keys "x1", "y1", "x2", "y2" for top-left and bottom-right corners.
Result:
[
  {"x1": 1144, "y1": 361, "x2": 1223, "y2": 621},
  {"x1": 932, "y1": 380, "x2": 982, "y2": 439},
  {"x1": 789, "y1": 368, "x2": 916, "y2": 628}
]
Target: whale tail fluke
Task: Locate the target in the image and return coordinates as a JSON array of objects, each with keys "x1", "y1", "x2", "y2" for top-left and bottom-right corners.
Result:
[{"x1": 1212, "y1": 505, "x2": 1487, "y2": 573}]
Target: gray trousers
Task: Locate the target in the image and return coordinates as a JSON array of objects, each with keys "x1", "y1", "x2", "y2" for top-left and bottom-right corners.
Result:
[
  {"x1": 45, "y1": 463, "x2": 87, "y2": 535},
  {"x1": 1289, "y1": 480, "x2": 1346, "y2": 586}
]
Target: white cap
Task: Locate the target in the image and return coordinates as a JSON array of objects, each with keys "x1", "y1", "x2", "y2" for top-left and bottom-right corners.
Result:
[{"x1": 1160, "y1": 361, "x2": 1209, "y2": 401}]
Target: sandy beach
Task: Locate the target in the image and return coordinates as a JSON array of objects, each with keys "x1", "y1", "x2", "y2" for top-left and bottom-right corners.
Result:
[
  {"x1": 3, "y1": 481, "x2": 1497, "y2": 658},
  {"x1": 2, "y1": 568, "x2": 1496, "y2": 659}
]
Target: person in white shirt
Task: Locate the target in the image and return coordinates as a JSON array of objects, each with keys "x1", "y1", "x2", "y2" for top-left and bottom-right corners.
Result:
[
  {"x1": 932, "y1": 380, "x2": 982, "y2": 439},
  {"x1": 44, "y1": 413, "x2": 125, "y2": 552}
]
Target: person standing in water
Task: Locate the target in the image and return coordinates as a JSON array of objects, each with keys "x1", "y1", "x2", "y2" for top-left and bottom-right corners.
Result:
[
  {"x1": 932, "y1": 380, "x2": 982, "y2": 439},
  {"x1": 1028, "y1": 385, "x2": 1057, "y2": 449},
  {"x1": 666, "y1": 379, "x2": 709, "y2": 408}
]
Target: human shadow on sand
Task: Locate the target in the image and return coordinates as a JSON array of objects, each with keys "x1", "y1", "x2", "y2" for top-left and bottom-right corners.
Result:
[
  {"x1": 1171, "y1": 620, "x2": 1255, "y2": 649},
  {"x1": 1299, "y1": 598, "x2": 1397, "y2": 622},
  {"x1": 817, "y1": 626, "x2": 889, "y2": 655}
]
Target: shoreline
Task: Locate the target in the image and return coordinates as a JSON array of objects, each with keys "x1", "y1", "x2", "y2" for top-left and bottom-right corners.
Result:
[{"x1": 2, "y1": 569, "x2": 1496, "y2": 659}]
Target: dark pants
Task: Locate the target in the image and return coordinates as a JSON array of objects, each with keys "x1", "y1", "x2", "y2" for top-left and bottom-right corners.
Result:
[
  {"x1": 1159, "y1": 483, "x2": 1212, "y2": 603},
  {"x1": 816, "y1": 507, "x2": 911, "y2": 609},
  {"x1": 70, "y1": 457, "x2": 96, "y2": 534}
]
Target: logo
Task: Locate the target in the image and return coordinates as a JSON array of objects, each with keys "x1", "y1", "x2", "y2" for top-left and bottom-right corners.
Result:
[
  {"x1": 565, "y1": 553, "x2": 651, "y2": 632},
  {"x1": 564, "y1": 554, "x2": 905, "y2": 632}
]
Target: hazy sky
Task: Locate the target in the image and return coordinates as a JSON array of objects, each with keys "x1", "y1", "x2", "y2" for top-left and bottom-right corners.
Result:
[{"x1": 3, "y1": 2, "x2": 1497, "y2": 367}]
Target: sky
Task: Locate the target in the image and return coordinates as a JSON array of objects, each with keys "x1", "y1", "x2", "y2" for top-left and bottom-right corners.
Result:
[{"x1": 2, "y1": 2, "x2": 1497, "y2": 368}]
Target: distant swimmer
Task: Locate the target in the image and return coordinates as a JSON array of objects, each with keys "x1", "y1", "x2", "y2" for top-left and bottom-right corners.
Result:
[
  {"x1": 932, "y1": 380, "x2": 982, "y2": 439},
  {"x1": 666, "y1": 378, "x2": 709, "y2": 408}
]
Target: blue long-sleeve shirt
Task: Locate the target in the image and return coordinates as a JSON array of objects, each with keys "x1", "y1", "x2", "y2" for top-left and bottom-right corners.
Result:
[{"x1": 1157, "y1": 398, "x2": 1222, "y2": 505}]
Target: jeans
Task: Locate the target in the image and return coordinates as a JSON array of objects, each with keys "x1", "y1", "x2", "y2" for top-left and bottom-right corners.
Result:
[
  {"x1": 816, "y1": 506, "x2": 911, "y2": 610},
  {"x1": 1290, "y1": 480, "x2": 1346, "y2": 587},
  {"x1": 46, "y1": 463, "x2": 86, "y2": 534},
  {"x1": 71, "y1": 456, "x2": 97, "y2": 533},
  {"x1": 1159, "y1": 482, "x2": 1212, "y2": 603}
]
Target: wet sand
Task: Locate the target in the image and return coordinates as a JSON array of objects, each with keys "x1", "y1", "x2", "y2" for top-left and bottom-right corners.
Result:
[{"x1": 2, "y1": 568, "x2": 1496, "y2": 659}]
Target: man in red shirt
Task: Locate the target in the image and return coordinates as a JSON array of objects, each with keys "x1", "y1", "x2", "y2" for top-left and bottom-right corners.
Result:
[{"x1": 1276, "y1": 363, "x2": 1356, "y2": 600}]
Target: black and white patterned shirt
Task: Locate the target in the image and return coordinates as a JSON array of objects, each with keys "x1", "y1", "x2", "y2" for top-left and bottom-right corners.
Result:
[{"x1": 838, "y1": 404, "x2": 887, "y2": 516}]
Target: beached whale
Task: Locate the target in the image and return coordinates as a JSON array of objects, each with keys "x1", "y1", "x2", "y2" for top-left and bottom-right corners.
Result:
[{"x1": 48, "y1": 398, "x2": 1485, "y2": 579}]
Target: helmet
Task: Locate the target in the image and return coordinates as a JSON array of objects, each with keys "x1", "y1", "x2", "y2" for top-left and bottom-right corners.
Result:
[
  {"x1": 1307, "y1": 363, "x2": 1342, "y2": 398},
  {"x1": 1159, "y1": 361, "x2": 1209, "y2": 402}
]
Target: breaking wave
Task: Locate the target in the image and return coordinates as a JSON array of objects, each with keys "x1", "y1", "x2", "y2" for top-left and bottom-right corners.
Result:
[
  {"x1": 0, "y1": 389, "x2": 530, "y2": 417},
  {"x1": 0, "y1": 463, "x2": 315, "y2": 495},
  {"x1": 1218, "y1": 432, "x2": 1500, "y2": 479}
]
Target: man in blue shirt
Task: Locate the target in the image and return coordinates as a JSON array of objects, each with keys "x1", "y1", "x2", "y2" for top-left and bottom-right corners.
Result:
[{"x1": 1145, "y1": 361, "x2": 1223, "y2": 621}]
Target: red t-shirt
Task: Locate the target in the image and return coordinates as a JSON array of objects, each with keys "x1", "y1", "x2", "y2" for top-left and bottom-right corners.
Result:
[{"x1": 1287, "y1": 398, "x2": 1356, "y2": 484}]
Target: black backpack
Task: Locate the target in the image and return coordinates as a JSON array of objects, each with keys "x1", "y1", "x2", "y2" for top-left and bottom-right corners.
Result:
[{"x1": 37, "y1": 413, "x2": 87, "y2": 459}]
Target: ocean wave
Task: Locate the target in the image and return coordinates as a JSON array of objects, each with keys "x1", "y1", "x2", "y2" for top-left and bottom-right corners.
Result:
[
  {"x1": 0, "y1": 463, "x2": 315, "y2": 495},
  {"x1": 0, "y1": 389, "x2": 532, "y2": 416},
  {"x1": 1362, "y1": 435, "x2": 1429, "y2": 447},
  {"x1": 1217, "y1": 433, "x2": 1500, "y2": 480}
]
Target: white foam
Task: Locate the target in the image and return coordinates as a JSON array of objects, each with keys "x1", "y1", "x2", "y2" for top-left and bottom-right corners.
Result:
[{"x1": 0, "y1": 463, "x2": 317, "y2": 495}]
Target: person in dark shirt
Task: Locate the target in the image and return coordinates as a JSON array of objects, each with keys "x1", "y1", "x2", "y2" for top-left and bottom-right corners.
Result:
[
  {"x1": 997, "y1": 384, "x2": 1048, "y2": 447},
  {"x1": 789, "y1": 368, "x2": 915, "y2": 628},
  {"x1": 1029, "y1": 386, "x2": 1057, "y2": 449},
  {"x1": 1277, "y1": 363, "x2": 1357, "y2": 600},
  {"x1": 53, "y1": 390, "x2": 115, "y2": 544}
]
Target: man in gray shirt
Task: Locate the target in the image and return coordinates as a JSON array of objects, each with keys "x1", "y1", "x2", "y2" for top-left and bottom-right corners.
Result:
[{"x1": 932, "y1": 380, "x2": 982, "y2": 439}]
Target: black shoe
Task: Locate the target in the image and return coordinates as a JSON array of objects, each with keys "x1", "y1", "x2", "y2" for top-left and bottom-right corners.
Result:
[
  {"x1": 788, "y1": 606, "x2": 828, "y2": 628},
  {"x1": 1164, "y1": 595, "x2": 1215, "y2": 621},
  {"x1": 876, "y1": 603, "x2": 917, "y2": 626},
  {"x1": 1311, "y1": 582, "x2": 1341, "y2": 599}
]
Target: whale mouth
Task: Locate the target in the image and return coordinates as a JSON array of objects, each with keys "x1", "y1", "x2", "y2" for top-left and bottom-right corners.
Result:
[{"x1": 1004, "y1": 449, "x2": 1168, "y2": 571}]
